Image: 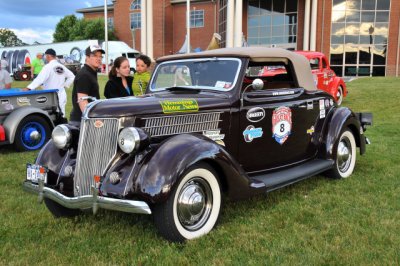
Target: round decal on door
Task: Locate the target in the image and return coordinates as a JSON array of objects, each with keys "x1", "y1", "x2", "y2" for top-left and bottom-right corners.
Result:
[
  {"x1": 246, "y1": 107, "x2": 265, "y2": 122},
  {"x1": 272, "y1": 106, "x2": 292, "y2": 145}
]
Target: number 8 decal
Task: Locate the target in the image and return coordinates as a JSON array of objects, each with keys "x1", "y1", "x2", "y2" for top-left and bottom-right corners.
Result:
[{"x1": 272, "y1": 106, "x2": 292, "y2": 145}]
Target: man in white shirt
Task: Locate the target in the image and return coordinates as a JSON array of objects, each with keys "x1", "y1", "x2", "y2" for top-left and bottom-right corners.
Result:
[
  {"x1": 0, "y1": 59, "x2": 12, "y2": 89},
  {"x1": 24, "y1": 48, "x2": 75, "y2": 117}
]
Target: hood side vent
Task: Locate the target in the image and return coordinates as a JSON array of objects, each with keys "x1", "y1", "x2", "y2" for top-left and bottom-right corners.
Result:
[{"x1": 142, "y1": 112, "x2": 222, "y2": 137}]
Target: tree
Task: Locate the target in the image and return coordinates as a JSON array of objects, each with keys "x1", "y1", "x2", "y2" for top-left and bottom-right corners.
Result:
[
  {"x1": 53, "y1": 15, "x2": 117, "y2": 42},
  {"x1": 0, "y1": 28, "x2": 24, "y2": 47},
  {"x1": 53, "y1": 15, "x2": 78, "y2": 42}
]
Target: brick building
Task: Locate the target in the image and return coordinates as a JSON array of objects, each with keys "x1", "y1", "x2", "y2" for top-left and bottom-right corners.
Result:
[{"x1": 77, "y1": 0, "x2": 400, "y2": 77}]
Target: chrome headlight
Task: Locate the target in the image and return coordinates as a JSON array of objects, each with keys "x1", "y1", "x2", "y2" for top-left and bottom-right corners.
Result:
[
  {"x1": 52, "y1": 125, "x2": 71, "y2": 149},
  {"x1": 118, "y1": 127, "x2": 140, "y2": 154}
]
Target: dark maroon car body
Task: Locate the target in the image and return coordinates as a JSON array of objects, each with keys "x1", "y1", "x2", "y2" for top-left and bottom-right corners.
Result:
[{"x1": 23, "y1": 48, "x2": 372, "y2": 242}]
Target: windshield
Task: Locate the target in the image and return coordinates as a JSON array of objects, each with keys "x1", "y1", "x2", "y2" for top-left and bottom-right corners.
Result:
[{"x1": 149, "y1": 58, "x2": 242, "y2": 91}]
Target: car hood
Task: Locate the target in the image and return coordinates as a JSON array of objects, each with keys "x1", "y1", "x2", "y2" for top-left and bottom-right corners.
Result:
[{"x1": 88, "y1": 91, "x2": 231, "y2": 118}]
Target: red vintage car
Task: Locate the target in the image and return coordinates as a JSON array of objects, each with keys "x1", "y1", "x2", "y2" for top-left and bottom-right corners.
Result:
[
  {"x1": 260, "y1": 51, "x2": 347, "y2": 105},
  {"x1": 295, "y1": 51, "x2": 347, "y2": 105}
]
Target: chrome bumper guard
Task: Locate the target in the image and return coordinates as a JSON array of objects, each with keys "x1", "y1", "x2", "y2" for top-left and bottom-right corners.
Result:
[{"x1": 23, "y1": 180, "x2": 152, "y2": 215}]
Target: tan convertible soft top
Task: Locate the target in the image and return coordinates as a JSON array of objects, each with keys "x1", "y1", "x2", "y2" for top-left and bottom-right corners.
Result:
[{"x1": 156, "y1": 47, "x2": 317, "y2": 91}]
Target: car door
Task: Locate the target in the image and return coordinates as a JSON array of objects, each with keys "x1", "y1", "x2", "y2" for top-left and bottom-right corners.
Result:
[
  {"x1": 238, "y1": 87, "x2": 322, "y2": 173},
  {"x1": 322, "y1": 56, "x2": 335, "y2": 90},
  {"x1": 309, "y1": 56, "x2": 325, "y2": 91}
]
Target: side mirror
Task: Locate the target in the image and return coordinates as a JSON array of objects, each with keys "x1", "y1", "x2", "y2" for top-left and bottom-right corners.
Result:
[
  {"x1": 252, "y1": 78, "x2": 264, "y2": 90},
  {"x1": 241, "y1": 78, "x2": 264, "y2": 108}
]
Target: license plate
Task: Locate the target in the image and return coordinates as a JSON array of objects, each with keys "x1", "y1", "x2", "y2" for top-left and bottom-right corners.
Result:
[{"x1": 26, "y1": 164, "x2": 48, "y2": 184}]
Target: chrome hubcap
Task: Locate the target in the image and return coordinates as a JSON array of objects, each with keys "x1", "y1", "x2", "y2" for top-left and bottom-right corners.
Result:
[
  {"x1": 337, "y1": 87, "x2": 343, "y2": 104},
  {"x1": 337, "y1": 137, "x2": 352, "y2": 173},
  {"x1": 177, "y1": 177, "x2": 212, "y2": 231},
  {"x1": 30, "y1": 130, "x2": 40, "y2": 141}
]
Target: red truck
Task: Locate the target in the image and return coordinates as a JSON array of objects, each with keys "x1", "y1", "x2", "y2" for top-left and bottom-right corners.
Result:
[{"x1": 295, "y1": 51, "x2": 347, "y2": 105}]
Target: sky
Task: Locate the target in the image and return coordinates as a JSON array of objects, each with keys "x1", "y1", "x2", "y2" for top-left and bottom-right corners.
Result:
[{"x1": 0, "y1": 0, "x2": 111, "y2": 45}]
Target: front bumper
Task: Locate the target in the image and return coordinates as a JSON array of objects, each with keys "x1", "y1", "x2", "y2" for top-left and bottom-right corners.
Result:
[{"x1": 23, "y1": 180, "x2": 152, "y2": 215}]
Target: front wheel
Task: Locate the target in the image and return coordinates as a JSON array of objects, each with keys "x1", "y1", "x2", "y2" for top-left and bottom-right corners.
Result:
[
  {"x1": 14, "y1": 115, "x2": 51, "y2": 151},
  {"x1": 326, "y1": 129, "x2": 356, "y2": 179},
  {"x1": 153, "y1": 163, "x2": 221, "y2": 242}
]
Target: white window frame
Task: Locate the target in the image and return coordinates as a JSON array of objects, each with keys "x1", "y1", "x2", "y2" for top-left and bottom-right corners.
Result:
[
  {"x1": 130, "y1": 0, "x2": 141, "y2": 10},
  {"x1": 190, "y1": 9, "x2": 204, "y2": 28},
  {"x1": 130, "y1": 12, "x2": 141, "y2": 30}
]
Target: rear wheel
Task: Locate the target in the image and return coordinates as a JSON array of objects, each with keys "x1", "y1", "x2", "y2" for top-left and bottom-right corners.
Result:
[
  {"x1": 14, "y1": 115, "x2": 51, "y2": 151},
  {"x1": 326, "y1": 129, "x2": 356, "y2": 179},
  {"x1": 153, "y1": 163, "x2": 221, "y2": 242},
  {"x1": 44, "y1": 198, "x2": 81, "y2": 218},
  {"x1": 70, "y1": 47, "x2": 81, "y2": 62},
  {"x1": 336, "y1": 86, "x2": 344, "y2": 105}
]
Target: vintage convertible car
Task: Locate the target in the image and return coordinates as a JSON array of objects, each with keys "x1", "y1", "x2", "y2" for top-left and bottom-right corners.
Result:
[{"x1": 23, "y1": 48, "x2": 372, "y2": 242}]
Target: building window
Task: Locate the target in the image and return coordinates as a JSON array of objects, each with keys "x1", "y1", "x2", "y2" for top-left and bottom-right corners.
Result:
[
  {"x1": 190, "y1": 10, "x2": 204, "y2": 28},
  {"x1": 130, "y1": 0, "x2": 141, "y2": 10},
  {"x1": 247, "y1": 0, "x2": 298, "y2": 49},
  {"x1": 218, "y1": 0, "x2": 227, "y2": 47},
  {"x1": 330, "y1": 0, "x2": 390, "y2": 77},
  {"x1": 107, "y1": 17, "x2": 114, "y2": 30},
  {"x1": 130, "y1": 12, "x2": 141, "y2": 30}
]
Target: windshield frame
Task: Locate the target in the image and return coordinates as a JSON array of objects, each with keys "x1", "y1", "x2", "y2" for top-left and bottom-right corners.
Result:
[{"x1": 149, "y1": 57, "x2": 243, "y2": 92}]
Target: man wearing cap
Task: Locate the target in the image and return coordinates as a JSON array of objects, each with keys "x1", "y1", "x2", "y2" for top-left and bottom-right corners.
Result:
[
  {"x1": 31, "y1": 52, "x2": 44, "y2": 79},
  {"x1": 24, "y1": 49, "x2": 75, "y2": 117},
  {"x1": 0, "y1": 59, "x2": 12, "y2": 90},
  {"x1": 69, "y1": 44, "x2": 104, "y2": 124}
]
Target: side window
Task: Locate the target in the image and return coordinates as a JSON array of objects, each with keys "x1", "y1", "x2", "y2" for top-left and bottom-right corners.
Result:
[
  {"x1": 309, "y1": 58, "x2": 320, "y2": 70},
  {"x1": 245, "y1": 62, "x2": 295, "y2": 90}
]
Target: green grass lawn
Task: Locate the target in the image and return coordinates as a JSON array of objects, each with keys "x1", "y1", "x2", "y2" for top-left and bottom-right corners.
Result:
[{"x1": 1, "y1": 77, "x2": 399, "y2": 265}]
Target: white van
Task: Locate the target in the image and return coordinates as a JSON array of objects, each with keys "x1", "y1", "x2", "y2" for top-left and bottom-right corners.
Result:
[{"x1": 0, "y1": 40, "x2": 140, "y2": 74}]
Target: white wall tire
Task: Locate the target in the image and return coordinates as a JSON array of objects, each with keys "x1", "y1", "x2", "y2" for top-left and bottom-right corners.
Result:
[
  {"x1": 336, "y1": 86, "x2": 344, "y2": 105},
  {"x1": 153, "y1": 163, "x2": 221, "y2": 242},
  {"x1": 327, "y1": 129, "x2": 356, "y2": 179}
]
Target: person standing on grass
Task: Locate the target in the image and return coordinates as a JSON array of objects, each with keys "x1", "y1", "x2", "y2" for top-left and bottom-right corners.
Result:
[
  {"x1": 69, "y1": 44, "x2": 104, "y2": 125},
  {"x1": 0, "y1": 59, "x2": 12, "y2": 89},
  {"x1": 31, "y1": 52, "x2": 44, "y2": 79},
  {"x1": 24, "y1": 49, "x2": 75, "y2": 117},
  {"x1": 104, "y1": 56, "x2": 133, "y2": 99},
  {"x1": 132, "y1": 54, "x2": 151, "y2": 96}
]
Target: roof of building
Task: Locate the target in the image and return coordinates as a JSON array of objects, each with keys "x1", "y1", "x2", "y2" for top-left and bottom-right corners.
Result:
[
  {"x1": 76, "y1": 4, "x2": 114, "y2": 14},
  {"x1": 157, "y1": 47, "x2": 317, "y2": 90}
]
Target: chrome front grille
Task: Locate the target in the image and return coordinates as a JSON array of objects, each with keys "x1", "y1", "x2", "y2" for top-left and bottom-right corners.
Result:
[
  {"x1": 142, "y1": 112, "x2": 222, "y2": 137},
  {"x1": 74, "y1": 118, "x2": 119, "y2": 196}
]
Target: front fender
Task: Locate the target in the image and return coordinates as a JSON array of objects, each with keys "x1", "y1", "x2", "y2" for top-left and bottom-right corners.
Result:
[
  {"x1": 322, "y1": 107, "x2": 364, "y2": 160},
  {"x1": 117, "y1": 134, "x2": 256, "y2": 204},
  {"x1": 3, "y1": 107, "x2": 54, "y2": 144},
  {"x1": 35, "y1": 140, "x2": 70, "y2": 188}
]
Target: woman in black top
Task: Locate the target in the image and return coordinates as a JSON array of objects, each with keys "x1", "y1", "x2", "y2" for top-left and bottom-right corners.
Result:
[{"x1": 104, "y1": 56, "x2": 133, "y2": 98}]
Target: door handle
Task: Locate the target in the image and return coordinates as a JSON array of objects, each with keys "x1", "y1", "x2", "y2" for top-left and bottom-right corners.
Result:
[{"x1": 299, "y1": 101, "x2": 314, "y2": 109}]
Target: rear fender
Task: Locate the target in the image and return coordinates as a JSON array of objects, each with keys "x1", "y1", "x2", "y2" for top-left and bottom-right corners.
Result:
[
  {"x1": 332, "y1": 77, "x2": 347, "y2": 97},
  {"x1": 3, "y1": 107, "x2": 54, "y2": 144},
  {"x1": 119, "y1": 134, "x2": 257, "y2": 204},
  {"x1": 322, "y1": 107, "x2": 364, "y2": 159}
]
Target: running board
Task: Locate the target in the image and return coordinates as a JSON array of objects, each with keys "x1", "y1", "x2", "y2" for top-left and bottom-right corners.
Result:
[{"x1": 249, "y1": 159, "x2": 334, "y2": 192}]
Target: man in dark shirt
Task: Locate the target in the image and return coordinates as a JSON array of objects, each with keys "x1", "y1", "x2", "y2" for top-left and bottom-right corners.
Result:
[{"x1": 70, "y1": 44, "x2": 105, "y2": 123}]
